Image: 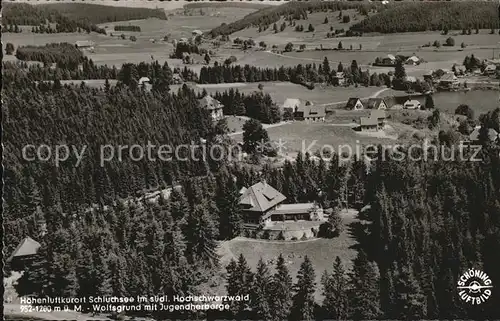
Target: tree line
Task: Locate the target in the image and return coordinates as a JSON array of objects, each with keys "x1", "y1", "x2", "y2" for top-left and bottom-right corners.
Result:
[
  {"x1": 15, "y1": 43, "x2": 85, "y2": 69},
  {"x1": 350, "y1": 1, "x2": 499, "y2": 33},
  {"x1": 199, "y1": 58, "x2": 391, "y2": 88},
  {"x1": 114, "y1": 25, "x2": 142, "y2": 32},
  {"x1": 2, "y1": 3, "x2": 166, "y2": 26},
  {"x1": 209, "y1": 1, "x2": 376, "y2": 37},
  {"x1": 212, "y1": 89, "x2": 281, "y2": 124}
]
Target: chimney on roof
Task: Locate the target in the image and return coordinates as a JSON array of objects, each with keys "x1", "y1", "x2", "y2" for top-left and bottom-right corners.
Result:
[{"x1": 262, "y1": 179, "x2": 267, "y2": 188}]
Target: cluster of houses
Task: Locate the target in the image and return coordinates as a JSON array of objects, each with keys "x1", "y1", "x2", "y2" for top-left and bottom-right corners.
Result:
[
  {"x1": 346, "y1": 98, "x2": 389, "y2": 131},
  {"x1": 373, "y1": 54, "x2": 422, "y2": 66},
  {"x1": 346, "y1": 97, "x2": 421, "y2": 111},
  {"x1": 282, "y1": 99, "x2": 326, "y2": 122}
]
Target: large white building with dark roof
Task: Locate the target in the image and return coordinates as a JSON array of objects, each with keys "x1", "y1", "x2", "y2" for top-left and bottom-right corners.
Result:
[{"x1": 239, "y1": 181, "x2": 324, "y2": 226}]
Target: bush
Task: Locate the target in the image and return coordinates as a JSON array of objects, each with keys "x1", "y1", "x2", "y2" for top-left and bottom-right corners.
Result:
[
  {"x1": 277, "y1": 231, "x2": 285, "y2": 240},
  {"x1": 301, "y1": 233, "x2": 308, "y2": 240},
  {"x1": 5, "y1": 43, "x2": 15, "y2": 55},
  {"x1": 445, "y1": 37, "x2": 455, "y2": 46},
  {"x1": 262, "y1": 230, "x2": 271, "y2": 240},
  {"x1": 291, "y1": 237, "x2": 298, "y2": 241},
  {"x1": 455, "y1": 104, "x2": 474, "y2": 119}
]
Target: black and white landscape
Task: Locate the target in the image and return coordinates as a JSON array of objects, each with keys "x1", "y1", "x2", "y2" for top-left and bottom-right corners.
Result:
[{"x1": 2, "y1": 0, "x2": 500, "y2": 320}]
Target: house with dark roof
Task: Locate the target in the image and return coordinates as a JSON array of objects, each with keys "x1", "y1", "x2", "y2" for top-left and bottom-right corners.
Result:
[
  {"x1": 438, "y1": 73, "x2": 459, "y2": 90},
  {"x1": 366, "y1": 98, "x2": 388, "y2": 110},
  {"x1": 346, "y1": 98, "x2": 363, "y2": 110},
  {"x1": 239, "y1": 181, "x2": 324, "y2": 226},
  {"x1": 199, "y1": 95, "x2": 224, "y2": 122},
  {"x1": 7, "y1": 237, "x2": 41, "y2": 271},
  {"x1": 75, "y1": 40, "x2": 95, "y2": 51},
  {"x1": 294, "y1": 105, "x2": 326, "y2": 122}
]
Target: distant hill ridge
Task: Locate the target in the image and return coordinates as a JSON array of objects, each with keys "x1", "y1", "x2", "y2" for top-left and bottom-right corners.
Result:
[
  {"x1": 208, "y1": 1, "x2": 376, "y2": 37},
  {"x1": 2, "y1": 2, "x2": 167, "y2": 26},
  {"x1": 350, "y1": 1, "x2": 499, "y2": 33}
]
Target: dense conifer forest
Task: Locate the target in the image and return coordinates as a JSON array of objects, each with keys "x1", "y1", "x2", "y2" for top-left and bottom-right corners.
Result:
[
  {"x1": 2, "y1": 3, "x2": 166, "y2": 27},
  {"x1": 3, "y1": 1, "x2": 500, "y2": 318},
  {"x1": 209, "y1": 1, "x2": 375, "y2": 37},
  {"x1": 350, "y1": 2, "x2": 499, "y2": 33},
  {"x1": 4, "y1": 64, "x2": 500, "y2": 317}
]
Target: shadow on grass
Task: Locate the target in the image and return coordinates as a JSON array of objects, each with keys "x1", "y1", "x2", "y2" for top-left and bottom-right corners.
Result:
[{"x1": 347, "y1": 220, "x2": 372, "y2": 254}]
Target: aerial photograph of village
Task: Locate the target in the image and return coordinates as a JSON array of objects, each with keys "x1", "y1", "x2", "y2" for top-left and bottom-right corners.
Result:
[{"x1": 2, "y1": 0, "x2": 500, "y2": 320}]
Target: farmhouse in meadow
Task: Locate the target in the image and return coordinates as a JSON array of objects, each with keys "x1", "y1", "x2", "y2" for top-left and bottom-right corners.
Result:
[
  {"x1": 199, "y1": 95, "x2": 224, "y2": 122},
  {"x1": 438, "y1": 73, "x2": 459, "y2": 91},
  {"x1": 75, "y1": 40, "x2": 95, "y2": 51},
  {"x1": 294, "y1": 104, "x2": 326, "y2": 122},
  {"x1": 346, "y1": 97, "x2": 364, "y2": 110},
  {"x1": 405, "y1": 56, "x2": 420, "y2": 65},
  {"x1": 358, "y1": 110, "x2": 386, "y2": 132},
  {"x1": 239, "y1": 181, "x2": 324, "y2": 227},
  {"x1": 7, "y1": 237, "x2": 41, "y2": 271},
  {"x1": 366, "y1": 98, "x2": 388, "y2": 110},
  {"x1": 483, "y1": 64, "x2": 497, "y2": 76}
]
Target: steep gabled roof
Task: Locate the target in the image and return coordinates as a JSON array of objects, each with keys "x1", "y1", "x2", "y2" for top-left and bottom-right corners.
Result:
[
  {"x1": 8, "y1": 237, "x2": 41, "y2": 262},
  {"x1": 282, "y1": 98, "x2": 302, "y2": 109},
  {"x1": 366, "y1": 98, "x2": 386, "y2": 109},
  {"x1": 296, "y1": 105, "x2": 326, "y2": 118},
  {"x1": 346, "y1": 98, "x2": 362, "y2": 109},
  {"x1": 239, "y1": 182, "x2": 286, "y2": 212},
  {"x1": 199, "y1": 95, "x2": 223, "y2": 111},
  {"x1": 439, "y1": 73, "x2": 458, "y2": 82}
]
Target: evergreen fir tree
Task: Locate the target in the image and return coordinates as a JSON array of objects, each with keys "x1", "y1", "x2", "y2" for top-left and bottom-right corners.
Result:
[{"x1": 290, "y1": 256, "x2": 316, "y2": 321}]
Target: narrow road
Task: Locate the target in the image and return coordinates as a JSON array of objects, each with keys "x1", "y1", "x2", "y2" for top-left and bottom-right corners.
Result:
[
  {"x1": 264, "y1": 50, "x2": 372, "y2": 68},
  {"x1": 317, "y1": 87, "x2": 391, "y2": 107}
]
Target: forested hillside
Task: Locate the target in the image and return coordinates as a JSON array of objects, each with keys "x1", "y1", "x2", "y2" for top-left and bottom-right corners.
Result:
[
  {"x1": 209, "y1": 1, "x2": 375, "y2": 37},
  {"x1": 350, "y1": 2, "x2": 499, "y2": 33},
  {"x1": 1, "y1": 3, "x2": 166, "y2": 33},
  {"x1": 4, "y1": 61, "x2": 500, "y2": 318}
]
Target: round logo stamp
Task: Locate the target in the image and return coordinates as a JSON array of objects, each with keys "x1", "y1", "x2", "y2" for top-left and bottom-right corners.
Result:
[{"x1": 457, "y1": 269, "x2": 493, "y2": 305}]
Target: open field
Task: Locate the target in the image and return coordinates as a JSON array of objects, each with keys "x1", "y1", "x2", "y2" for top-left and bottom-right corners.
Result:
[
  {"x1": 218, "y1": 209, "x2": 361, "y2": 300},
  {"x1": 230, "y1": 121, "x2": 399, "y2": 156},
  {"x1": 231, "y1": 9, "x2": 366, "y2": 45},
  {"x1": 13, "y1": 0, "x2": 280, "y2": 11}
]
